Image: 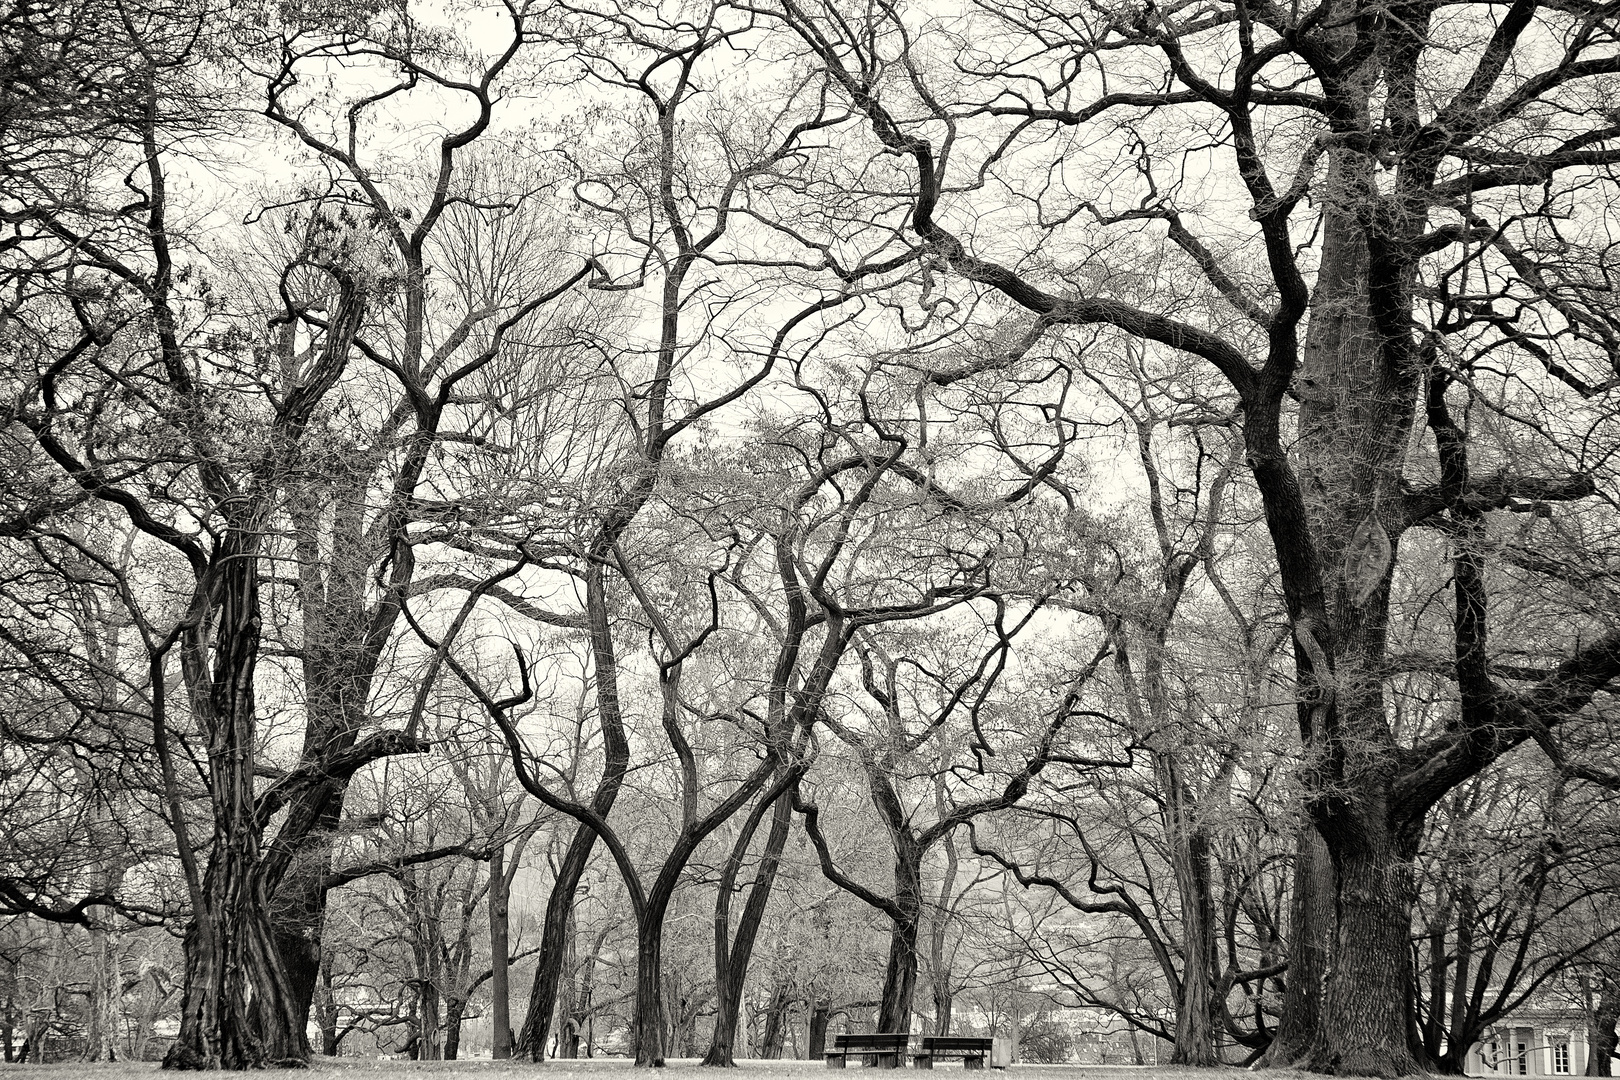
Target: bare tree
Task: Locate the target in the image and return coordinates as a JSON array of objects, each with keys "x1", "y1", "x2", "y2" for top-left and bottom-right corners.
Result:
[{"x1": 757, "y1": 0, "x2": 1620, "y2": 1068}]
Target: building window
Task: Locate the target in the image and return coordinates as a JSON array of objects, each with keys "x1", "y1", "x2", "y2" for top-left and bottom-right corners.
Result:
[
  {"x1": 1518, "y1": 1042, "x2": 1528, "y2": 1075},
  {"x1": 1487, "y1": 1041, "x2": 1499, "y2": 1072},
  {"x1": 1553, "y1": 1039, "x2": 1570, "y2": 1074}
]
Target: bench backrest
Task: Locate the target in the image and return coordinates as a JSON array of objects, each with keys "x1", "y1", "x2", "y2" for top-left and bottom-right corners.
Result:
[
  {"x1": 834, "y1": 1033, "x2": 911, "y2": 1051},
  {"x1": 921, "y1": 1037, "x2": 993, "y2": 1052}
]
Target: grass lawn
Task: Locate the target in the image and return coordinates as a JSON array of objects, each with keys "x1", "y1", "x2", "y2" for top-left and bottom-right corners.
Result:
[{"x1": 0, "y1": 1060, "x2": 1311, "y2": 1080}]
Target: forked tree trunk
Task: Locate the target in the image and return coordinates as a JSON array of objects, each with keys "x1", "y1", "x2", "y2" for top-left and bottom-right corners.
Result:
[
  {"x1": 705, "y1": 788, "x2": 795, "y2": 1066},
  {"x1": 518, "y1": 563, "x2": 630, "y2": 1061},
  {"x1": 518, "y1": 827, "x2": 599, "y2": 1059}
]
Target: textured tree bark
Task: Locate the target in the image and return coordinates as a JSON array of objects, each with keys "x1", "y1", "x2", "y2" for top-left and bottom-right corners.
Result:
[
  {"x1": 267, "y1": 804, "x2": 339, "y2": 1055},
  {"x1": 1434, "y1": 880, "x2": 1478, "y2": 1075},
  {"x1": 443, "y1": 998, "x2": 466, "y2": 1061},
  {"x1": 1291, "y1": 138, "x2": 1426, "y2": 1074},
  {"x1": 1313, "y1": 804, "x2": 1422, "y2": 1075},
  {"x1": 876, "y1": 846, "x2": 923, "y2": 1036},
  {"x1": 1589, "y1": 978, "x2": 1617, "y2": 1078},
  {"x1": 315, "y1": 955, "x2": 339, "y2": 1056},
  {"x1": 1156, "y1": 751, "x2": 1219, "y2": 1066},
  {"x1": 1267, "y1": 825, "x2": 1334, "y2": 1066},
  {"x1": 488, "y1": 843, "x2": 512, "y2": 1059},
  {"x1": 927, "y1": 799, "x2": 960, "y2": 1037},
  {"x1": 1, "y1": 968, "x2": 14, "y2": 1064},
  {"x1": 81, "y1": 895, "x2": 121, "y2": 1062},
  {"x1": 632, "y1": 909, "x2": 671, "y2": 1066},
  {"x1": 415, "y1": 978, "x2": 443, "y2": 1061},
  {"x1": 807, "y1": 999, "x2": 831, "y2": 1059},
  {"x1": 164, "y1": 539, "x2": 309, "y2": 1070},
  {"x1": 264, "y1": 481, "x2": 383, "y2": 1032},
  {"x1": 555, "y1": 913, "x2": 579, "y2": 1059},
  {"x1": 1117, "y1": 619, "x2": 1222, "y2": 1067},
  {"x1": 516, "y1": 833, "x2": 594, "y2": 1059},
  {"x1": 758, "y1": 982, "x2": 792, "y2": 1059}
]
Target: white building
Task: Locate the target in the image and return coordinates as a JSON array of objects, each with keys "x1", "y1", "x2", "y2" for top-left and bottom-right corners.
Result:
[{"x1": 1464, "y1": 1007, "x2": 1605, "y2": 1077}]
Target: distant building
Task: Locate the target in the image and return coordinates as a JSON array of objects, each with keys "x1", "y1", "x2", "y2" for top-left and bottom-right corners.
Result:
[{"x1": 1464, "y1": 1005, "x2": 1607, "y2": 1077}]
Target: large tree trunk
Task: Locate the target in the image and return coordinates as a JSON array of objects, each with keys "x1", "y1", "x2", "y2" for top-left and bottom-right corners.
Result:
[
  {"x1": 1118, "y1": 624, "x2": 1220, "y2": 1066},
  {"x1": 555, "y1": 913, "x2": 579, "y2": 1059},
  {"x1": 164, "y1": 868, "x2": 306, "y2": 1068},
  {"x1": 1312, "y1": 799, "x2": 1422, "y2": 1075},
  {"x1": 130, "y1": 965, "x2": 174, "y2": 1064},
  {"x1": 927, "y1": 802, "x2": 960, "y2": 1037},
  {"x1": 877, "y1": 845, "x2": 923, "y2": 1035},
  {"x1": 1283, "y1": 92, "x2": 1425, "y2": 1069},
  {"x1": 266, "y1": 797, "x2": 341, "y2": 1053},
  {"x1": 2, "y1": 963, "x2": 15, "y2": 1064},
  {"x1": 315, "y1": 952, "x2": 339, "y2": 1056},
  {"x1": 632, "y1": 891, "x2": 674, "y2": 1066},
  {"x1": 633, "y1": 932, "x2": 664, "y2": 1065},
  {"x1": 415, "y1": 979, "x2": 443, "y2": 1061},
  {"x1": 164, "y1": 540, "x2": 309, "y2": 1070},
  {"x1": 266, "y1": 482, "x2": 380, "y2": 1033}
]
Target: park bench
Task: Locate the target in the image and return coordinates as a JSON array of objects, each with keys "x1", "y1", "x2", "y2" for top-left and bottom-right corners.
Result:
[
  {"x1": 914, "y1": 1036, "x2": 994, "y2": 1069},
  {"x1": 826, "y1": 1032, "x2": 911, "y2": 1069}
]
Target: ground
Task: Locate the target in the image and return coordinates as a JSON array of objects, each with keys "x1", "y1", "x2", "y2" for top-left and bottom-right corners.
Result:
[{"x1": 0, "y1": 1061, "x2": 1321, "y2": 1080}]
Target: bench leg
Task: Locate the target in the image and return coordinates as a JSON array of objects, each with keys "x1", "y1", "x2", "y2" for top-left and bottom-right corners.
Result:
[
  {"x1": 827, "y1": 1055, "x2": 847, "y2": 1069},
  {"x1": 964, "y1": 1057, "x2": 985, "y2": 1070}
]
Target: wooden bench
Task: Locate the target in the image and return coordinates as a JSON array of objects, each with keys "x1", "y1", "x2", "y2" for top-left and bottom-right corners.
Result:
[
  {"x1": 826, "y1": 1033, "x2": 911, "y2": 1069},
  {"x1": 914, "y1": 1036, "x2": 994, "y2": 1069}
]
